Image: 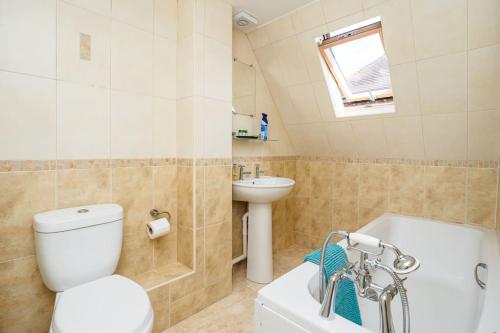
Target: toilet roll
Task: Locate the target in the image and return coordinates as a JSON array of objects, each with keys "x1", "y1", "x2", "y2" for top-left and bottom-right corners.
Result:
[{"x1": 147, "y1": 218, "x2": 170, "y2": 239}]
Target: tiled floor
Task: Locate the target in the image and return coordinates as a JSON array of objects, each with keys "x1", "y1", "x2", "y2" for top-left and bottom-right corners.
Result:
[{"x1": 164, "y1": 244, "x2": 313, "y2": 333}]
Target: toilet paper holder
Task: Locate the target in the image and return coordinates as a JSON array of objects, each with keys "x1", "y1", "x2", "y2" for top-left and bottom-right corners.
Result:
[{"x1": 149, "y1": 209, "x2": 171, "y2": 220}]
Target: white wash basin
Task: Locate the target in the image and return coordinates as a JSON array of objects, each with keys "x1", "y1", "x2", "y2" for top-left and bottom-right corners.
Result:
[
  {"x1": 232, "y1": 176, "x2": 295, "y2": 203},
  {"x1": 232, "y1": 176, "x2": 295, "y2": 284}
]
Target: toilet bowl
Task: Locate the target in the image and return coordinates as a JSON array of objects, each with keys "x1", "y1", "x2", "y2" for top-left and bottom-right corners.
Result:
[
  {"x1": 33, "y1": 204, "x2": 153, "y2": 333},
  {"x1": 49, "y1": 275, "x2": 153, "y2": 333}
]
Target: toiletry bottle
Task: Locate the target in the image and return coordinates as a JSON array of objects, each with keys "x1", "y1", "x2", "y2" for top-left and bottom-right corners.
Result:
[{"x1": 261, "y1": 113, "x2": 268, "y2": 141}]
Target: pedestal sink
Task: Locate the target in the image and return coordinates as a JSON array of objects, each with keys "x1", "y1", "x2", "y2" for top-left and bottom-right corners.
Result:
[{"x1": 233, "y1": 176, "x2": 295, "y2": 283}]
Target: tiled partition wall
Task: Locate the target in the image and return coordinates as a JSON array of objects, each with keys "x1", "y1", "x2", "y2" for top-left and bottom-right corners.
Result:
[{"x1": 292, "y1": 158, "x2": 500, "y2": 248}]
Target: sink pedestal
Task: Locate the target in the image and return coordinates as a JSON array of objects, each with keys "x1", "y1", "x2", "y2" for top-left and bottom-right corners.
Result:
[{"x1": 247, "y1": 202, "x2": 273, "y2": 283}]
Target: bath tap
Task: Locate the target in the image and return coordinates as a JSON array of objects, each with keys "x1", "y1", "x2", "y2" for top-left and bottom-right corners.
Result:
[{"x1": 318, "y1": 231, "x2": 420, "y2": 333}]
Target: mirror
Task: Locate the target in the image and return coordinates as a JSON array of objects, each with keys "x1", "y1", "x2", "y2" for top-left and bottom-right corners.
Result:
[{"x1": 232, "y1": 58, "x2": 256, "y2": 117}]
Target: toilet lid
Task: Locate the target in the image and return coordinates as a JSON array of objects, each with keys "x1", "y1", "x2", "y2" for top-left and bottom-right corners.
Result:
[{"x1": 52, "y1": 275, "x2": 153, "y2": 333}]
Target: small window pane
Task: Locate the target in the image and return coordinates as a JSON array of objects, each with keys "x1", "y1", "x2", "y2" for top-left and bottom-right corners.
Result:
[{"x1": 328, "y1": 33, "x2": 391, "y2": 95}]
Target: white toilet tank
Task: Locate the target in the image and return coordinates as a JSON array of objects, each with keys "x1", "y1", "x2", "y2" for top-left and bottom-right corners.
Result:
[{"x1": 33, "y1": 204, "x2": 123, "y2": 292}]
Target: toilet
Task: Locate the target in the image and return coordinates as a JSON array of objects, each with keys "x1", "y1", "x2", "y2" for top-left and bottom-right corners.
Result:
[{"x1": 33, "y1": 204, "x2": 154, "y2": 333}]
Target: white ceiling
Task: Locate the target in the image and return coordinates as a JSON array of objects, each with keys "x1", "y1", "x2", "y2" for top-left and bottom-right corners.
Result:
[{"x1": 227, "y1": 0, "x2": 315, "y2": 28}]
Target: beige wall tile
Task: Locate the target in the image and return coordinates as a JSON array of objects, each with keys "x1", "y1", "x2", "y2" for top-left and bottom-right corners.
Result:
[
  {"x1": 57, "y1": 168, "x2": 111, "y2": 208},
  {"x1": 333, "y1": 202, "x2": 358, "y2": 232},
  {"x1": 468, "y1": 110, "x2": 500, "y2": 160},
  {"x1": 204, "y1": 166, "x2": 232, "y2": 225},
  {"x1": 326, "y1": 11, "x2": 365, "y2": 32},
  {"x1": 170, "y1": 286, "x2": 207, "y2": 325},
  {"x1": 63, "y1": 0, "x2": 111, "y2": 16},
  {"x1": 112, "y1": 0, "x2": 154, "y2": 32},
  {"x1": 153, "y1": 37, "x2": 176, "y2": 99},
  {"x1": 204, "y1": 222, "x2": 232, "y2": 287},
  {"x1": 286, "y1": 123, "x2": 332, "y2": 156},
  {"x1": 204, "y1": 272, "x2": 232, "y2": 307},
  {"x1": 351, "y1": 118, "x2": 388, "y2": 159},
  {"x1": 424, "y1": 166, "x2": 466, "y2": 223},
  {"x1": 274, "y1": 36, "x2": 310, "y2": 86},
  {"x1": 110, "y1": 91, "x2": 153, "y2": 159},
  {"x1": 359, "y1": 163, "x2": 389, "y2": 209},
  {"x1": 0, "y1": 256, "x2": 55, "y2": 332},
  {"x1": 153, "y1": 166, "x2": 178, "y2": 267},
  {"x1": 201, "y1": 99, "x2": 232, "y2": 158},
  {"x1": 358, "y1": 207, "x2": 385, "y2": 227},
  {"x1": 154, "y1": 0, "x2": 177, "y2": 40},
  {"x1": 333, "y1": 163, "x2": 359, "y2": 206},
  {"x1": 468, "y1": 0, "x2": 500, "y2": 49},
  {"x1": 153, "y1": 97, "x2": 177, "y2": 158},
  {"x1": 411, "y1": 0, "x2": 467, "y2": 59},
  {"x1": 177, "y1": 166, "x2": 193, "y2": 229},
  {"x1": 497, "y1": 176, "x2": 500, "y2": 242},
  {"x1": 205, "y1": 38, "x2": 232, "y2": 102},
  {"x1": 390, "y1": 62, "x2": 421, "y2": 116},
  {"x1": 176, "y1": 36, "x2": 194, "y2": 99},
  {"x1": 291, "y1": 198, "x2": 311, "y2": 234},
  {"x1": 176, "y1": 97, "x2": 194, "y2": 158},
  {"x1": 288, "y1": 83, "x2": 323, "y2": 123},
  {"x1": 291, "y1": 1, "x2": 326, "y2": 33},
  {"x1": 325, "y1": 122, "x2": 358, "y2": 158},
  {"x1": 154, "y1": 224, "x2": 178, "y2": 268},
  {"x1": 57, "y1": 2, "x2": 111, "y2": 87},
  {"x1": 232, "y1": 201, "x2": 247, "y2": 257},
  {"x1": 177, "y1": 0, "x2": 194, "y2": 41},
  {"x1": 468, "y1": 44, "x2": 500, "y2": 112},
  {"x1": 272, "y1": 199, "x2": 288, "y2": 251},
  {"x1": 264, "y1": 16, "x2": 296, "y2": 44},
  {"x1": 57, "y1": 81, "x2": 110, "y2": 159},
  {"x1": 112, "y1": 167, "x2": 154, "y2": 275},
  {"x1": 365, "y1": 0, "x2": 415, "y2": 65},
  {"x1": 321, "y1": 0, "x2": 364, "y2": 23},
  {"x1": 422, "y1": 113, "x2": 467, "y2": 160},
  {"x1": 384, "y1": 116, "x2": 425, "y2": 160},
  {"x1": 148, "y1": 284, "x2": 170, "y2": 333},
  {"x1": 389, "y1": 164, "x2": 424, "y2": 216},
  {"x1": 247, "y1": 28, "x2": 270, "y2": 49},
  {"x1": 0, "y1": 171, "x2": 55, "y2": 262},
  {"x1": 0, "y1": 0, "x2": 56, "y2": 78},
  {"x1": 205, "y1": 0, "x2": 232, "y2": 46},
  {"x1": 0, "y1": 71, "x2": 56, "y2": 160},
  {"x1": 111, "y1": 21, "x2": 153, "y2": 95},
  {"x1": 177, "y1": 227, "x2": 194, "y2": 269},
  {"x1": 467, "y1": 168, "x2": 498, "y2": 228},
  {"x1": 312, "y1": 80, "x2": 336, "y2": 122},
  {"x1": 417, "y1": 52, "x2": 467, "y2": 114}
]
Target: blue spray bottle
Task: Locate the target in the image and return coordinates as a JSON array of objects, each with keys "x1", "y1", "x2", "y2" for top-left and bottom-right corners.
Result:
[{"x1": 261, "y1": 113, "x2": 268, "y2": 141}]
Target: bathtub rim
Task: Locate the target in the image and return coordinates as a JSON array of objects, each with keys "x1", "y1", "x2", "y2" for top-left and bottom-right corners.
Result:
[{"x1": 255, "y1": 213, "x2": 500, "y2": 333}]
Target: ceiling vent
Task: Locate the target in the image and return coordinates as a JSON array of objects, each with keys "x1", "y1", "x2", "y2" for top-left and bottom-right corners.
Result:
[{"x1": 233, "y1": 11, "x2": 258, "y2": 32}]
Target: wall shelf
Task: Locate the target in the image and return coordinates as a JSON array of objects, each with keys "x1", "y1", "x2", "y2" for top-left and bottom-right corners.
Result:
[{"x1": 232, "y1": 135, "x2": 278, "y2": 142}]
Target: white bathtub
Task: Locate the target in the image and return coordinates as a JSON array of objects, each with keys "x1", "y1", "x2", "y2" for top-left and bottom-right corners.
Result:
[{"x1": 254, "y1": 214, "x2": 500, "y2": 333}]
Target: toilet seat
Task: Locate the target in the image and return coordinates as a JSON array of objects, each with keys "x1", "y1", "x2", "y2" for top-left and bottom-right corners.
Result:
[{"x1": 51, "y1": 275, "x2": 153, "y2": 333}]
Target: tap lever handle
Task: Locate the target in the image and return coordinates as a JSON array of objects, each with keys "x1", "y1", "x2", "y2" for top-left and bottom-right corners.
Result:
[{"x1": 349, "y1": 233, "x2": 381, "y2": 248}]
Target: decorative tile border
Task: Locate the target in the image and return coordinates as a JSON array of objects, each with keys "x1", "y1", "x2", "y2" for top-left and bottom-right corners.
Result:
[
  {"x1": 1, "y1": 157, "x2": 498, "y2": 173},
  {"x1": 294, "y1": 156, "x2": 499, "y2": 169}
]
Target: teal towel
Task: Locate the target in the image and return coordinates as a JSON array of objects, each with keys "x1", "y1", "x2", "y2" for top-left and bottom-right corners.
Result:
[{"x1": 304, "y1": 244, "x2": 362, "y2": 326}]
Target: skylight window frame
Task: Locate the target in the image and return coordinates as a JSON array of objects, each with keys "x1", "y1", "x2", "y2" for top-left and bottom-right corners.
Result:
[{"x1": 318, "y1": 21, "x2": 393, "y2": 104}]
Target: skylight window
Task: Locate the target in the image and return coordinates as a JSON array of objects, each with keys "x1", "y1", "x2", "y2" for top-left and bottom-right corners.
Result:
[{"x1": 317, "y1": 17, "x2": 394, "y2": 117}]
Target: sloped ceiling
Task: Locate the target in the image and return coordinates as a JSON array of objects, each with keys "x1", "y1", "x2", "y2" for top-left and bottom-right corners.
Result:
[{"x1": 243, "y1": 0, "x2": 500, "y2": 161}]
